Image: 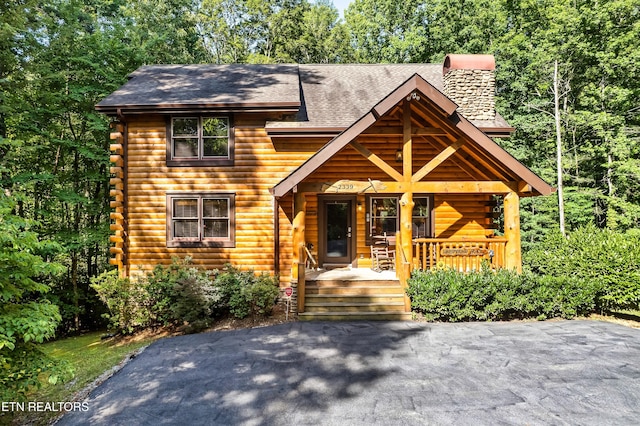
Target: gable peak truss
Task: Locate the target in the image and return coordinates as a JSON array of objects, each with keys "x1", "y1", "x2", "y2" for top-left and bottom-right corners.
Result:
[{"x1": 271, "y1": 74, "x2": 554, "y2": 198}]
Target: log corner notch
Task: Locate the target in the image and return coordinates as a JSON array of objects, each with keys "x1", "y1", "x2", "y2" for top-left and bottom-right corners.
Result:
[{"x1": 108, "y1": 121, "x2": 125, "y2": 276}]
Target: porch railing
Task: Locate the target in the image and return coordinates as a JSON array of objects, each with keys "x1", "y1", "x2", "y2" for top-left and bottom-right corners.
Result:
[{"x1": 412, "y1": 237, "x2": 508, "y2": 271}]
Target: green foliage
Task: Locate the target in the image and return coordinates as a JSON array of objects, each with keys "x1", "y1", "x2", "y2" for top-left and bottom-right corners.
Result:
[
  {"x1": 0, "y1": 193, "x2": 71, "y2": 400},
  {"x1": 345, "y1": 0, "x2": 429, "y2": 63},
  {"x1": 90, "y1": 270, "x2": 151, "y2": 335},
  {"x1": 495, "y1": 0, "x2": 640, "y2": 233},
  {"x1": 145, "y1": 257, "x2": 222, "y2": 333},
  {"x1": 216, "y1": 264, "x2": 279, "y2": 319},
  {"x1": 406, "y1": 265, "x2": 598, "y2": 322},
  {"x1": 409, "y1": 225, "x2": 640, "y2": 322},
  {"x1": 525, "y1": 225, "x2": 640, "y2": 312},
  {"x1": 92, "y1": 260, "x2": 279, "y2": 334}
]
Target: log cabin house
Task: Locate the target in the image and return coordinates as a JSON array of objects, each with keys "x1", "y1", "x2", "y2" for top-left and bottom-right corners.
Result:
[{"x1": 98, "y1": 54, "x2": 554, "y2": 320}]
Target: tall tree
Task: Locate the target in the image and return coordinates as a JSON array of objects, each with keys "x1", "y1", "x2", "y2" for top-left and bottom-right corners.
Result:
[
  {"x1": 291, "y1": 0, "x2": 353, "y2": 63},
  {"x1": 345, "y1": 0, "x2": 429, "y2": 63},
  {"x1": 122, "y1": 0, "x2": 210, "y2": 64},
  {"x1": 0, "y1": 193, "x2": 71, "y2": 400},
  {"x1": 553, "y1": 60, "x2": 566, "y2": 236}
]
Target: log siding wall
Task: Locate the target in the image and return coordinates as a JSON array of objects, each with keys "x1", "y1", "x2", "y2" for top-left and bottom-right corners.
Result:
[
  {"x1": 120, "y1": 114, "x2": 505, "y2": 284},
  {"x1": 123, "y1": 115, "x2": 312, "y2": 282}
]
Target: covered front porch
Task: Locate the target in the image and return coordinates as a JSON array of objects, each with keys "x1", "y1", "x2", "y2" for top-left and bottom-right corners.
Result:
[
  {"x1": 293, "y1": 232, "x2": 513, "y2": 318},
  {"x1": 272, "y1": 73, "x2": 553, "y2": 318}
]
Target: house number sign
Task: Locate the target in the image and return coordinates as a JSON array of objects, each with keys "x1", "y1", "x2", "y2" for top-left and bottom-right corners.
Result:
[{"x1": 322, "y1": 179, "x2": 386, "y2": 193}]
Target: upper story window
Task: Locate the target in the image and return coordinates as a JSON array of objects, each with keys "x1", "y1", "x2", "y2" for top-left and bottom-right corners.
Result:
[{"x1": 167, "y1": 116, "x2": 234, "y2": 166}]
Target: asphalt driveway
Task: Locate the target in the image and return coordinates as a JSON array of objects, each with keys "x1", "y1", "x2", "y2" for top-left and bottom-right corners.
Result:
[{"x1": 57, "y1": 320, "x2": 640, "y2": 425}]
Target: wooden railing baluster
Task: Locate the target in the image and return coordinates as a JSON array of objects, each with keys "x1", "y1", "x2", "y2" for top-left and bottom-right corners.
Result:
[{"x1": 412, "y1": 237, "x2": 508, "y2": 271}]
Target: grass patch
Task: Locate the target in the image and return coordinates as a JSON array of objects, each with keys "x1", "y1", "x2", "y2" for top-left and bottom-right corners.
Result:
[{"x1": 2, "y1": 331, "x2": 164, "y2": 426}]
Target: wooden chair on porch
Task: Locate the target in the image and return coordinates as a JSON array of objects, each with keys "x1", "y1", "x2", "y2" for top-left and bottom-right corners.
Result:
[{"x1": 370, "y1": 235, "x2": 395, "y2": 272}]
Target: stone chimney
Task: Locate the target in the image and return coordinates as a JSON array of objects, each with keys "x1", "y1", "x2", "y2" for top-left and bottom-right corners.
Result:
[{"x1": 443, "y1": 54, "x2": 496, "y2": 121}]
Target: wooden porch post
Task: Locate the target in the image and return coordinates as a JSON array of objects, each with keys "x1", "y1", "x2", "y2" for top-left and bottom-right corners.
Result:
[
  {"x1": 292, "y1": 191, "x2": 307, "y2": 312},
  {"x1": 399, "y1": 192, "x2": 414, "y2": 311},
  {"x1": 400, "y1": 101, "x2": 414, "y2": 311},
  {"x1": 503, "y1": 191, "x2": 522, "y2": 272}
]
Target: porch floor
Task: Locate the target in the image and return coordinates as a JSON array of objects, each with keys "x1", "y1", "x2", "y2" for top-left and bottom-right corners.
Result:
[{"x1": 306, "y1": 267, "x2": 398, "y2": 282}]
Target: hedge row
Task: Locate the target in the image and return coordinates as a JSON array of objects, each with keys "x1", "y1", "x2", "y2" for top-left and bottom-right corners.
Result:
[
  {"x1": 406, "y1": 266, "x2": 598, "y2": 321},
  {"x1": 91, "y1": 258, "x2": 279, "y2": 334},
  {"x1": 407, "y1": 225, "x2": 640, "y2": 322}
]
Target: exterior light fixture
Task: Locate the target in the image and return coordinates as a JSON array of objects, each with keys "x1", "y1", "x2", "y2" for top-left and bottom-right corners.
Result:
[{"x1": 395, "y1": 149, "x2": 403, "y2": 162}]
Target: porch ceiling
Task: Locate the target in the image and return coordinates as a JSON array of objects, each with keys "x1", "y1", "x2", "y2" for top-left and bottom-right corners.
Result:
[{"x1": 271, "y1": 74, "x2": 554, "y2": 198}]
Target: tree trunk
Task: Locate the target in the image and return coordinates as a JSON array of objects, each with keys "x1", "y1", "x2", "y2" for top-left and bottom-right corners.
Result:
[
  {"x1": 554, "y1": 60, "x2": 566, "y2": 236},
  {"x1": 72, "y1": 148, "x2": 80, "y2": 331},
  {"x1": 606, "y1": 151, "x2": 615, "y2": 228}
]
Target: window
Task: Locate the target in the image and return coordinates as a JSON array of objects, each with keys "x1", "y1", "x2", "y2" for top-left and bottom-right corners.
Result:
[
  {"x1": 167, "y1": 193, "x2": 235, "y2": 247},
  {"x1": 367, "y1": 195, "x2": 433, "y2": 242},
  {"x1": 167, "y1": 117, "x2": 233, "y2": 166},
  {"x1": 412, "y1": 197, "x2": 431, "y2": 238},
  {"x1": 370, "y1": 197, "x2": 398, "y2": 238}
]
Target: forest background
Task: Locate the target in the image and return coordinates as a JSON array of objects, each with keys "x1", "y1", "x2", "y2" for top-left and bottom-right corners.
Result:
[{"x1": 1, "y1": 0, "x2": 639, "y2": 395}]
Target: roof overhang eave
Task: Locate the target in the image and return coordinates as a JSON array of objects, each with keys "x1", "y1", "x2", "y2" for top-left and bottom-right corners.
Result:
[
  {"x1": 477, "y1": 126, "x2": 516, "y2": 138},
  {"x1": 265, "y1": 126, "x2": 346, "y2": 139},
  {"x1": 95, "y1": 102, "x2": 301, "y2": 116},
  {"x1": 452, "y1": 117, "x2": 555, "y2": 196},
  {"x1": 271, "y1": 113, "x2": 378, "y2": 198}
]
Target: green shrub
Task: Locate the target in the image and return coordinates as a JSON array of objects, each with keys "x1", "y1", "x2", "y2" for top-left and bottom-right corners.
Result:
[
  {"x1": 215, "y1": 264, "x2": 279, "y2": 319},
  {"x1": 90, "y1": 270, "x2": 150, "y2": 334},
  {"x1": 525, "y1": 225, "x2": 640, "y2": 312},
  {"x1": 247, "y1": 275, "x2": 280, "y2": 316},
  {"x1": 92, "y1": 260, "x2": 279, "y2": 334},
  {"x1": 145, "y1": 257, "x2": 221, "y2": 333},
  {"x1": 526, "y1": 274, "x2": 598, "y2": 320},
  {"x1": 407, "y1": 266, "x2": 520, "y2": 321},
  {"x1": 406, "y1": 265, "x2": 598, "y2": 322}
]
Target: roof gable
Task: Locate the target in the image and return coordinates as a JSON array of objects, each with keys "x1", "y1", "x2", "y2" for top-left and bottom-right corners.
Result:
[{"x1": 271, "y1": 73, "x2": 554, "y2": 198}]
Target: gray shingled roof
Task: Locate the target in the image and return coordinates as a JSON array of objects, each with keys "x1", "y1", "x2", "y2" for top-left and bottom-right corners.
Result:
[
  {"x1": 96, "y1": 64, "x2": 301, "y2": 112},
  {"x1": 265, "y1": 64, "x2": 443, "y2": 129},
  {"x1": 96, "y1": 63, "x2": 511, "y2": 132}
]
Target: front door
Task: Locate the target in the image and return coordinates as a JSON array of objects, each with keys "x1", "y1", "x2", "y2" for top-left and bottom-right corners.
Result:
[{"x1": 320, "y1": 196, "x2": 355, "y2": 266}]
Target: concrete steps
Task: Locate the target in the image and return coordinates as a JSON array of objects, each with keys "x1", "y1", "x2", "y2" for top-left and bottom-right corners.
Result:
[{"x1": 299, "y1": 278, "x2": 411, "y2": 321}]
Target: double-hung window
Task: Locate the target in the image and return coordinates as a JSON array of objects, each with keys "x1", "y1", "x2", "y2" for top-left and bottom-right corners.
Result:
[
  {"x1": 411, "y1": 197, "x2": 431, "y2": 238},
  {"x1": 167, "y1": 117, "x2": 233, "y2": 166},
  {"x1": 367, "y1": 195, "x2": 432, "y2": 243},
  {"x1": 167, "y1": 192, "x2": 235, "y2": 247},
  {"x1": 370, "y1": 197, "x2": 398, "y2": 238}
]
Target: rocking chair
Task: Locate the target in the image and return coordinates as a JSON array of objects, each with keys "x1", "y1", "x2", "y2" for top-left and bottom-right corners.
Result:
[{"x1": 370, "y1": 240, "x2": 395, "y2": 272}]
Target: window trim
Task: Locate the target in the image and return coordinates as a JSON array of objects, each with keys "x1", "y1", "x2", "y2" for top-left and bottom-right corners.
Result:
[
  {"x1": 166, "y1": 116, "x2": 234, "y2": 167},
  {"x1": 369, "y1": 196, "x2": 399, "y2": 241},
  {"x1": 166, "y1": 192, "x2": 236, "y2": 248},
  {"x1": 365, "y1": 194, "x2": 434, "y2": 245}
]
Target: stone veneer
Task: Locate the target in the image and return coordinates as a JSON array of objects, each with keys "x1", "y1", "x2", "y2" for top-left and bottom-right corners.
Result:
[{"x1": 443, "y1": 69, "x2": 495, "y2": 121}]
